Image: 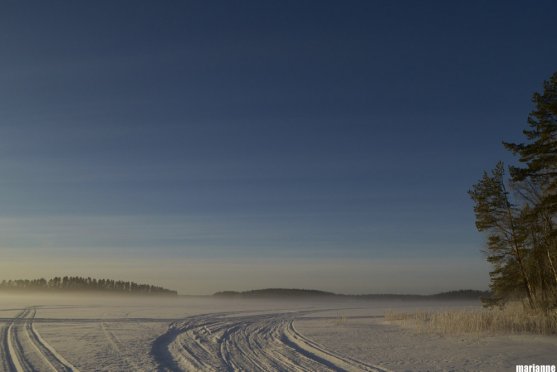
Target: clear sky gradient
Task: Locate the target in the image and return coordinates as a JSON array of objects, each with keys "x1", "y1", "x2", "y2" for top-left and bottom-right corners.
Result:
[{"x1": 1, "y1": 1, "x2": 556, "y2": 294}]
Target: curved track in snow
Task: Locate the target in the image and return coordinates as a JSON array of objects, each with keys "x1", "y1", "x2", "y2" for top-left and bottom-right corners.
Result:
[
  {"x1": 152, "y1": 311, "x2": 388, "y2": 372},
  {"x1": 0, "y1": 307, "x2": 79, "y2": 372}
]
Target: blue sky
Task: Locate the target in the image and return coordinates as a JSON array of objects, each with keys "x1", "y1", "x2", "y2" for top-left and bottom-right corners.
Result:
[{"x1": 1, "y1": 1, "x2": 556, "y2": 294}]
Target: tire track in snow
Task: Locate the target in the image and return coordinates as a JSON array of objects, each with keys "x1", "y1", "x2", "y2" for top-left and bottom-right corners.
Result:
[
  {"x1": 3, "y1": 309, "x2": 28, "y2": 372},
  {"x1": 284, "y1": 320, "x2": 384, "y2": 372},
  {"x1": 1, "y1": 307, "x2": 79, "y2": 372},
  {"x1": 25, "y1": 308, "x2": 80, "y2": 371},
  {"x1": 152, "y1": 311, "x2": 390, "y2": 372},
  {"x1": 0, "y1": 315, "x2": 12, "y2": 371}
]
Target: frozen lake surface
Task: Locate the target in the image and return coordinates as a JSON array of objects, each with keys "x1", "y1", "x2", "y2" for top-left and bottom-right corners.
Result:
[{"x1": 0, "y1": 293, "x2": 554, "y2": 371}]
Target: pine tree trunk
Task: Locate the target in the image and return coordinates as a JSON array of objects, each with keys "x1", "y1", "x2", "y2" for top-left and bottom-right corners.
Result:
[
  {"x1": 546, "y1": 248, "x2": 557, "y2": 288},
  {"x1": 540, "y1": 211, "x2": 557, "y2": 299},
  {"x1": 503, "y1": 183, "x2": 536, "y2": 308},
  {"x1": 515, "y1": 251, "x2": 536, "y2": 308}
]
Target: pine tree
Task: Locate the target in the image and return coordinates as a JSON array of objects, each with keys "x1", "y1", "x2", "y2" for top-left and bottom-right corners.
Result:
[
  {"x1": 469, "y1": 162, "x2": 535, "y2": 307},
  {"x1": 504, "y1": 72, "x2": 557, "y2": 212},
  {"x1": 503, "y1": 71, "x2": 557, "y2": 306},
  {"x1": 471, "y1": 71, "x2": 557, "y2": 309}
]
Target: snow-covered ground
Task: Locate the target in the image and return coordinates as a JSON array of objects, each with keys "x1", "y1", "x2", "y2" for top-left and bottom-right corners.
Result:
[{"x1": 0, "y1": 293, "x2": 555, "y2": 371}]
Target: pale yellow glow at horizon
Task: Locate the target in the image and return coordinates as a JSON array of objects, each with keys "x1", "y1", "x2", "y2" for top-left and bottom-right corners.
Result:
[{"x1": 0, "y1": 253, "x2": 489, "y2": 295}]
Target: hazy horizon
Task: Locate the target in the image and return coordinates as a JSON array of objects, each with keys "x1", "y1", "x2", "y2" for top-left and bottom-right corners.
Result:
[
  {"x1": 1, "y1": 1, "x2": 556, "y2": 295},
  {"x1": 0, "y1": 254, "x2": 490, "y2": 295}
]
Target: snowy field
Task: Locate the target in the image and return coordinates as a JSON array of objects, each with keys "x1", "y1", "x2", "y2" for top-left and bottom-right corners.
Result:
[{"x1": 0, "y1": 293, "x2": 555, "y2": 371}]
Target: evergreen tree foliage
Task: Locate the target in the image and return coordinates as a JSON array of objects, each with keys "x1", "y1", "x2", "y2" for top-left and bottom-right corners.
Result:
[
  {"x1": 504, "y1": 71, "x2": 557, "y2": 212},
  {"x1": 471, "y1": 71, "x2": 557, "y2": 310},
  {"x1": 469, "y1": 163, "x2": 534, "y2": 307}
]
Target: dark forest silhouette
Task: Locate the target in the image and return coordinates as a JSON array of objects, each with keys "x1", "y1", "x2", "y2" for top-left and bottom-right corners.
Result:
[
  {"x1": 213, "y1": 288, "x2": 488, "y2": 300},
  {"x1": 0, "y1": 276, "x2": 177, "y2": 296}
]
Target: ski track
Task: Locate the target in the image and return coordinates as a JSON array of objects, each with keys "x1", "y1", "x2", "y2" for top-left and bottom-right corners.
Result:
[
  {"x1": 0, "y1": 307, "x2": 79, "y2": 372},
  {"x1": 100, "y1": 320, "x2": 145, "y2": 372},
  {"x1": 152, "y1": 311, "x2": 390, "y2": 372}
]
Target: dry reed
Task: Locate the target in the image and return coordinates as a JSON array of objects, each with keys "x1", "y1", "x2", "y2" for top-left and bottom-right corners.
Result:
[{"x1": 385, "y1": 303, "x2": 557, "y2": 335}]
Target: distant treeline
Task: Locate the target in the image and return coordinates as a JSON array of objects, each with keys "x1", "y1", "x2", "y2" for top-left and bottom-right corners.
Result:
[
  {"x1": 214, "y1": 288, "x2": 336, "y2": 298},
  {"x1": 355, "y1": 289, "x2": 490, "y2": 301},
  {"x1": 0, "y1": 276, "x2": 177, "y2": 296},
  {"x1": 213, "y1": 288, "x2": 488, "y2": 300}
]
